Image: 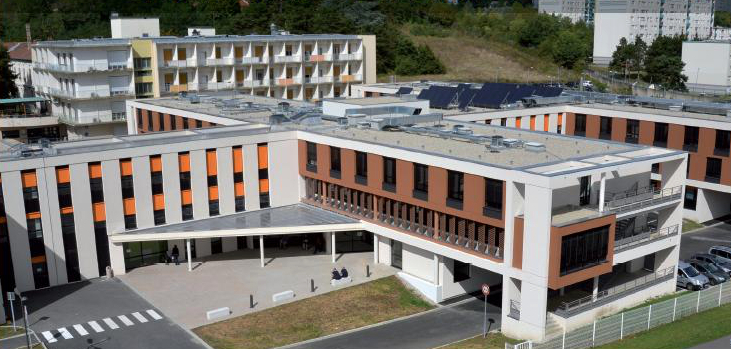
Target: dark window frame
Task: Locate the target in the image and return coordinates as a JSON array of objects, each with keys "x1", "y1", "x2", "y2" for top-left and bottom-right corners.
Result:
[
  {"x1": 560, "y1": 225, "x2": 609, "y2": 275},
  {"x1": 599, "y1": 116, "x2": 612, "y2": 140},
  {"x1": 705, "y1": 157, "x2": 722, "y2": 183},
  {"x1": 484, "y1": 178, "x2": 503, "y2": 219},
  {"x1": 306, "y1": 141, "x2": 317, "y2": 172},
  {"x1": 382, "y1": 157, "x2": 396, "y2": 192},
  {"x1": 683, "y1": 126, "x2": 699, "y2": 152},
  {"x1": 684, "y1": 186, "x2": 698, "y2": 211},
  {"x1": 446, "y1": 170, "x2": 464, "y2": 210},
  {"x1": 625, "y1": 119, "x2": 640, "y2": 144},
  {"x1": 653, "y1": 122, "x2": 669, "y2": 148},
  {"x1": 330, "y1": 146, "x2": 341, "y2": 178},
  {"x1": 715, "y1": 130, "x2": 730, "y2": 156},
  {"x1": 579, "y1": 176, "x2": 591, "y2": 206},
  {"x1": 355, "y1": 151, "x2": 368, "y2": 185},
  {"x1": 574, "y1": 114, "x2": 587, "y2": 137},
  {"x1": 413, "y1": 164, "x2": 429, "y2": 200}
]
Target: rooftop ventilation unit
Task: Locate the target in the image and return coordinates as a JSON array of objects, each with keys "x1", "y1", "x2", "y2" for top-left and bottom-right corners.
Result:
[
  {"x1": 453, "y1": 125, "x2": 473, "y2": 135},
  {"x1": 189, "y1": 95, "x2": 200, "y2": 104},
  {"x1": 525, "y1": 142, "x2": 546, "y2": 152},
  {"x1": 668, "y1": 105, "x2": 682, "y2": 111},
  {"x1": 357, "y1": 121, "x2": 372, "y2": 129},
  {"x1": 491, "y1": 135, "x2": 504, "y2": 148},
  {"x1": 502, "y1": 138, "x2": 521, "y2": 148}
]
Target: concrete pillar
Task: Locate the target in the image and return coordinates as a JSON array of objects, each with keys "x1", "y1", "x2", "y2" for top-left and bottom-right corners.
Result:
[
  {"x1": 433, "y1": 253, "x2": 440, "y2": 285},
  {"x1": 260, "y1": 235, "x2": 265, "y2": 267},
  {"x1": 599, "y1": 172, "x2": 606, "y2": 212},
  {"x1": 246, "y1": 236, "x2": 254, "y2": 249},
  {"x1": 186, "y1": 239, "x2": 192, "y2": 272},
  {"x1": 109, "y1": 242, "x2": 126, "y2": 276},
  {"x1": 560, "y1": 287, "x2": 565, "y2": 296},
  {"x1": 331, "y1": 232, "x2": 336, "y2": 263},
  {"x1": 592, "y1": 276, "x2": 599, "y2": 300},
  {"x1": 373, "y1": 234, "x2": 379, "y2": 264}
]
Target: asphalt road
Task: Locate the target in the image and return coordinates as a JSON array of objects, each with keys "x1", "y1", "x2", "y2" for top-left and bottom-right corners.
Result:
[
  {"x1": 680, "y1": 220, "x2": 731, "y2": 260},
  {"x1": 17, "y1": 278, "x2": 207, "y2": 349},
  {"x1": 284, "y1": 296, "x2": 500, "y2": 349},
  {"x1": 689, "y1": 335, "x2": 731, "y2": 349}
]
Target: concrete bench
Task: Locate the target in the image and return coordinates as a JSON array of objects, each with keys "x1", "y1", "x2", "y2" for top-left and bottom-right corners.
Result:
[
  {"x1": 206, "y1": 307, "x2": 230, "y2": 321},
  {"x1": 272, "y1": 290, "x2": 295, "y2": 303},
  {"x1": 331, "y1": 276, "x2": 352, "y2": 287}
]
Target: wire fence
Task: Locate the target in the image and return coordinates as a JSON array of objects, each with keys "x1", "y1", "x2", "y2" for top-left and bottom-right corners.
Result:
[{"x1": 510, "y1": 283, "x2": 731, "y2": 349}]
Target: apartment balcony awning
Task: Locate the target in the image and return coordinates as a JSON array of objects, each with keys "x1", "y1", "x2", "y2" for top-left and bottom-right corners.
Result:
[{"x1": 109, "y1": 203, "x2": 363, "y2": 243}]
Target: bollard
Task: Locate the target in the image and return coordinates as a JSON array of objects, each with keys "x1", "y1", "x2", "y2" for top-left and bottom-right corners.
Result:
[
  {"x1": 366, "y1": 264, "x2": 370, "y2": 278},
  {"x1": 250, "y1": 294, "x2": 254, "y2": 309},
  {"x1": 105, "y1": 266, "x2": 113, "y2": 279},
  {"x1": 311, "y1": 279, "x2": 315, "y2": 293}
]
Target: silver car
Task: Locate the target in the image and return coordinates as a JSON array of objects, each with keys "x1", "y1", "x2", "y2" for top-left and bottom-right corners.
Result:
[{"x1": 677, "y1": 262, "x2": 709, "y2": 291}]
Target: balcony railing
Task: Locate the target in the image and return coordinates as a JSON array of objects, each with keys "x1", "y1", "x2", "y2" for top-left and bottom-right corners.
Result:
[
  {"x1": 554, "y1": 266, "x2": 676, "y2": 318},
  {"x1": 307, "y1": 76, "x2": 334, "y2": 84},
  {"x1": 236, "y1": 57, "x2": 264, "y2": 64},
  {"x1": 614, "y1": 224, "x2": 679, "y2": 252},
  {"x1": 60, "y1": 111, "x2": 126, "y2": 125},
  {"x1": 273, "y1": 55, "x2": 302, "y2": 63},
  {"x1": 205, "y1": 58, "x2": 234, "y2": 66},
  {"x1": 161, "y1": 60, "x2": 193, "y2": 68},
  {"x1": 337, "y1": 74, "x2": 362, "y2": 83},
  {"x1": 34, "y1": 62, "x2": 131, "y2": 73},
  {"x1": 275, "y1": 78, "x2": 302, "y2": 86},
  {"x1": 508, "y1": 300, "x2": 521, "y2": 320},
  {"x1": 305, "y1": 54, "x2": 332, "y2": 62},
  {"x1": 604, "y1": 185, "x2": 682, "y2": 214},
  {"x1": 163, "y1": 84, "x2": 188, "y2": 93},
  {"x1": 336, "y1": 52, "x2": 362, "y2": 61}
]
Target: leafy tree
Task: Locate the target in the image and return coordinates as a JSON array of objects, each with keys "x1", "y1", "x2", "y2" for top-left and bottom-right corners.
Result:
[
  {"x1": 517, "y1": 14, "x2": 560, "y2": 47},
  {"x1": 715, "y1": 11, "x2": 731, "y2": 27},
  {"x1": 551, "y1": 30, "x2": 587, "y2": 69},
  {"x1": 0, "y1": 46, "x2": 19, "y2": 99},
  {"x1": 609, "y1": 36, "x2": 646, "y2": 76},
  {"x1": 643, "y1": 36, "x2": 687, "y2": 90}
]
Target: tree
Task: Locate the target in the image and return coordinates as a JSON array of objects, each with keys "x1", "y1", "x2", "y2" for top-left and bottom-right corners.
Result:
[
  {"x1": 517, "y1": 14, "x2": 560, "y2": 47},
  {"x1": 609, "y1": 36, "x2": 646, "y2": 77},
  {"x1": 715, "y1": 11, "x2": 731, "y2": 27},
  {"x1": 551, "y1": 30, "x2": 587, "y2": 69},
  {"x1": 0, "y1": 46, "x2": 19, "y2": 98},
  {"x1": 643, "y1": 35, "x2": 687, "y2": 90}
]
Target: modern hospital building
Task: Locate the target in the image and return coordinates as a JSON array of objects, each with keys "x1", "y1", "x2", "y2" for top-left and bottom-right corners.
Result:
[{"x1": 0, "y1": 90, "x2": 687, "y2": 341}]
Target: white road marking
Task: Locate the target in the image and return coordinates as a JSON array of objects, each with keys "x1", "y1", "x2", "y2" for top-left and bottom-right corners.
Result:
[
  {"x1": 132, "y1": 312, "x2": 148, "y2": 323},
  {"x1": 88, "y1": 320, "x2": 104, "y2": 333},
  {"x1": 72, "y1": 324, "x2": 89, "y2": 336},
  {"x1": 57, "y1": 327, "x2": 73, "y2": 339},
  {"x1": 103, "y1": 317, "x2": 119, "y2": 329},
  {"x1": 118, "y1": 315, "x2": 134, "y2": 326},
  {"x1": 146, "y1": 309, "x2": 163, "y2": 320},
  {"x1": 41, "y1": 331, "x2": 57, "y2": 343}
]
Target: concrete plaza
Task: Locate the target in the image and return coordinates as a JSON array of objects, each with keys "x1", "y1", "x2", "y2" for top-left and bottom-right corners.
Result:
[{"x1": 120, "y1": 247, "x2": 398, "y2": 329}]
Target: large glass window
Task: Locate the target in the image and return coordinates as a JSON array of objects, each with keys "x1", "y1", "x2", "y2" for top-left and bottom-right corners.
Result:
[
  {"x1": 153, "y1": 209, "x2": 166, "y2": 225},
  {"x1": 684, "y1": 186, "x2": 698, "y2": 210},
  {"x1": 447, "y1": 171, "x2": 464, "y2": 209},
  {"x1": 182, "y1": 204, "x2": 194, "y2": 221},
  {"x1": 599, "y1": 116, "x2": 612, "y2": 139},
  {"x1": 330, "y1": 146, "x2": 341, "y2": 176},
  {"x1": 560, "y1": 225, "x2": 609, "y2": 275},
  {"x1": 355, "y1": 151, "x2": 368, "y2": 184},
  {"x1": 90, "y1": 178, "x2": 104, "y2": 203},
  {"x1": 684, "y1": 126, "x2": 699, "y2": 152},
  {"x1": 60, "y1": 213, "x2": 80, "y2": 282},
  {"x1": 706, "y1": 157, "x2": 722, "y2": 183},
  {"x1": 124, "y1": 214, "x2": 137, "y2": 230},
  {"x1": 23, "y1": 186, "x2": 40, "y2": 213},
  {"x1": 653, "y1": 122, "x2": 668, "y2": 147},
  {"x1": 715, "y1": 130, "x2": 730, "y2": 156},
  {"x1": 306, "y1": 142, "x2": 317, "y2": 172},
  {"x1": 94, "y1": 221, "x2": 109, "y2": 276},
  {"x1": 413, "y1": 164, "x2": 429, "y2": 199},
  {"x1": 626, "y1": 119, "x2": 639, "y2": 144},
  {"x1": 27, "y1": 217, "x2": 49, "y2": 288},
  {"x1": 151, "y1": 171, "x2": 163, "y2": 195},
  {"x1": 383, "y1": 157, "x2": 396, "y2": 192},
  {"x1": 574, "y1": 114, "x2": 586, "y2": 137},
  {"x1": 121, "y1": 175, "x2": 134, "y2": 199},
  {"x1": 484, "y1": 178, "x2": 503, "y2": 219},
  {"x1": 579, "y1": 176, "x2": 591, "y2": 206},
  {"x1": 57, "y1": 182, "x2": 72, "y2": 208}
]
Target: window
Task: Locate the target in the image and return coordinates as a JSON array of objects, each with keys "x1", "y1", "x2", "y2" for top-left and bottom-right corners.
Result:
[
  {"x1": 453, "y1": 260, "x2": 471, "y2": 282},
  {"x1": 715, "y1": 130, "x2": 730, "y2": 156},
  {"x1": 133, "y1": 58, "x2": 151, "y2": 69},
  {"x1": 560, "y1": 225, "x2": 609, "y2": 275},
  {"x1": 169, "y1": 114, "x2": 176, "y2": 130},
  {"x1": 94, "y1": 221, "x2": 109, "y2": 276},
  {"x1": 413, "y1": 164, "x2": 429, "y2": 200},
  {"x1": 182, "y1": 204, "x2": 194, "y2": 221},
  {"x1": 196, "y1": 120, "x2": 203, "y2": 129},
  {"x1": 235, "y1": 196, "x2": 245, "y2": 212},
  {"x1": 259, "y1": 193, "x2": 270, "y2": 208},
  {"x1": 355, "y1": 151, "x2": 368, "y2": 184},
  {"x1": 653, "y1": 122, "x2": 668, "y2": 147},
  {"x1": 23, "y1": 187, "x2": 40, "y2": 213},
  {"x1": 182, "y1": 117, "x2": 189, "y2": 129},
  {"x1": 683, "y1": 126, "x2": 699, "y2": 152},
  {"x1": 705, "y1": 157, "x2": 722, "y2": 183},
  {"x1": 207, "y1": 174, "x2": 218, "y2": 187},
  {"x1": 684, "y1": 186, "x2": 698, "y2": 210},
  {"x1": 147, "y1": 113, "x2": 153, "y2": 132},
  {"x1": 121, "y1": 175, "x2": 134, "y2": 199},
  {"x1": 124, "y1": 214, "x2": 137, "y2": 230},
  {"x1": 179, "y1": 172, "x2": 191, "y2": 191},
  {"x1": 153, "y1": 210, "x2": 166, "y2": 225},
  {"x1": 90, "y1": 178, "x2": 104, "y2": 203},
  {"x1": 599, "y1": 116, "x2": 612, "y2": 139},
  {"x1": 651, "y1": 163, "x2": 660, "y2": 174},
  {"x1": 306, "y1": 142, "x2": 317, "y2": 172},
  {"x1": 383, "y1": 157, "x2": 396, "y2": 192},
  {"x1": 136, "y1": 108, "x2": 143, "y2": 128},
  {"x1": 151, "y1": 172, "x2": 163, "y2": 195},
  {"x1": 574, "y1": 114, "x2": 586, "y2": 137},
  {"x1": 447, "y1": 170, "x2": 464, "y2": 209},
  {"x1": 484, "y1": 178, "x2": 502, "y2": 219},
  {"x1": 579, "y1": 175, "x2": 591, "y2": 206},
  {"x1": 158, "y1": 113, "x2": 164, "y2": 130},
  {"x1": 57, "y1": 182, "x2": 72, "y2": 208},
  {"x1": 60, "y1": 212, "x2": 80, "y2": 282},
  {"x1": 626, "y1": 119, "x2": 639, "y2": 144},
  {"x1": 209, "y1": 200, "x2": 220, "y2": 216},
  {"x1": 330, "y1": 146, "x2": 341, "y2": 178},
  {"x1": 500, "y1": 118, "x2": 507, "y2": 127}
]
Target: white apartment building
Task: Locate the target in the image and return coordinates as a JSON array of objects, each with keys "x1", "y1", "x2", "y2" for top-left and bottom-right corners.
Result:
[
  {"x1": 713, "y1": 27, "x2": 731, "y2": 40},
  {"x1": 539, "y1": 0, "x2": 595, "y2": 23},
  {"x1": 29, "y1": 17, "x2": 376, "y2": 140},
  {"x1": 593, "y1": 0, "x2": 714, "y2": 64},
  {"x1": 4, "y1": 42, "x2": 34, "y2": 98},
  {"x1": 682, "y1": 40, "x2": 731, "y2": 93}
]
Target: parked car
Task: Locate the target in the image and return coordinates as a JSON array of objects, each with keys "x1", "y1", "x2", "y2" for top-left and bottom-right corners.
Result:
[
  {"x1": 709, "y1": 246, "x2": 731, "y2": 265},
  {"x1": 688, "y1": 260, "x2": 728, "y2": 285},
  {"x1": 691, "y1": 253, "x2": 731, "y2": 276},
  {"x1": 677, "y1": 261, "x2": 709, "y2": 290}
]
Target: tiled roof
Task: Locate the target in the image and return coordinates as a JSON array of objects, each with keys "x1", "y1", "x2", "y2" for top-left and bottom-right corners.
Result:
[{"x1": 3, "y1": 42, "x2": 32, "y2": 61}]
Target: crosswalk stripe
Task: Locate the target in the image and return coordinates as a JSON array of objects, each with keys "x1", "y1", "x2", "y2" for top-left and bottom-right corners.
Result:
[
  {"x1": 88, "y1": 320, "x2": 104, "y2": 333},
  {"x1": 132, "y1": 312, "x2": 148, "y2": 323},
  {"x1": 103, "y1": 317, "x2": 119, "y2": 329},
  {"x1": 72, "y1": 324, "x2": 89, "y2": 336},
  {"x1": 118, "y1": 315, "x2": 134, "y2": 326},
  {"x1": 41, "y1": 331, "x2": 57, "y2": 343},
  {"x1": 58, "y1": 327, "x2": 73, "y2": 339},
  {"x1": 146, "y1": 309, "x2": 163, "y2": 320}
]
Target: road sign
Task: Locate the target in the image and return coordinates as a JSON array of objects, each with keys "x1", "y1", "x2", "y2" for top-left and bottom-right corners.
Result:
[
  {"x1": 6, "y1": 292, "x2": 14, "y2": 301},
  {"x1": 482, "y1": 284, "x2": 490, "y2": 296}
]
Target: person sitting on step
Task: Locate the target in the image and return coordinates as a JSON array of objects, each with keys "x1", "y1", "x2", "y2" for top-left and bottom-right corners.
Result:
[{"x1": 332, "y1": 267, "x2": 342, "y2": 280}]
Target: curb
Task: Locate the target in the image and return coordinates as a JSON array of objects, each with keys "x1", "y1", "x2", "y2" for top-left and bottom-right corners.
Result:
[
  {"x1": 432, "y1": 331, "x2": 503, "y2": 349},
  {"x1": 682, "y1": 219, "x2": 729, "y2": 235},
  {"x1": 274, "y1": 296, "x2": 481, "y2": 349},
  {"x1": 118, "y1": 278, "x2": 215, "y2": 349}
]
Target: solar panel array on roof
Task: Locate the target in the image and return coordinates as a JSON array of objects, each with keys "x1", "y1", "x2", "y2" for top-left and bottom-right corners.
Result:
[
  {"x1": 417, "y1": 88, "x2": 433, "y2": 101},
  {"x1": 471, "y1": 83, "x2": 564, "y2": 108},
  {"x1": 396, "y1": 87, "x2": 413, "y2": 95},
  {"x1": 429, "y1": 86, "x2": 458, "y2": 109},
  {"x1": 458, "y1": 89, "x2": 476, "y2": 110}
]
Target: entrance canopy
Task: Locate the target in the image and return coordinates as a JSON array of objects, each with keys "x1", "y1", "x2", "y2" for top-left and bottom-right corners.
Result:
[{"x1": 109, "y1": 203, "x2": 363, "y2": 243}]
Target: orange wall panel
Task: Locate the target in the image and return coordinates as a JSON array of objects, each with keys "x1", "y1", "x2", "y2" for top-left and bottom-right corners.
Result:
[
  {"x1": 123, "y1": 198, "x2": 136, "y2": 215},
  {"x1": 530, "y1": 115, "x2": 536, "y2": 130},
  {"x1": 153, "y1": 194, "x2": 166, "y2": 210},
  {"x1": 258, "y1": 145, "x2": 269, "y2": 169},
  {"x1": 259, "y1": 178, "x2": 269, "y2": 193},
  {"x1": 233, "y1": 147, "x2": 243, "y2": 173},
  {"x1": 234, "y1": 182, "x2": 245, "y2": 196},
  {"x1": 56, "y1": 167, "x2": 70, "y2": 183},
  {"x1": 208, "y1": 186, "x2": 219, "y2": 201},
  {"x1": 21, "y1": 171, "x2": 37, "y2": 188},
  {"x1": 543, "y1": 114, "x2": 549, "y2": 132},
  {"x1": 93, "y1": 203, "x2": 106, "y2": 222},
  {"x1": 60, "y1": 207, "x2": 74, "y2": 214},
  {"x1": 515, "y1": 117, "x2": 521, "y2": 129},
  {"x1": 120, "y1": 160, "x2": 133, "y2": 176},
  {"x1": 150, "y1": 156, "x2": 163, "y2": 172},
  {"x1": 181, "y1": 190, "x2": 193, "y2": 205},
  {"x1": 206, "y1": 150, "x2": 218, "y2": 176},
  {"x1": 611, "y1": 118, "x2": 627, "y2": 142},
  {"x1": 179, "y1": 153, "x2": 191, "y2": 172},
  {"x1": 88, "y1": 163, "x2": 102, "y2": 179},
  {"x1": 513, "y1": 217, "x2": 524, "y2": 269}
]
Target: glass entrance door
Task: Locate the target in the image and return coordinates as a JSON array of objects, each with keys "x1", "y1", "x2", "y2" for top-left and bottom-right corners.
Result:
[
  {"x1": 391, "y1": 239, "x2": 402, "y2": 269},
  {"x1": 124, "y1": 241, "x2": 169, "y2": 271},
  {"x1": 335, "y1": 231, "x2": 373, "y2": 253}
]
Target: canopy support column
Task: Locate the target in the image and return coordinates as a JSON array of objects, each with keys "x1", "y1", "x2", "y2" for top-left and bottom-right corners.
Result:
[
  {"x1": 260, "y1": 235, "x2": 265, "y2": 268},
  {"x1": 331, "y1": 232, "x2": 336, "y2": 263},
  {"x1": 186, "y1": 239, "x2": 192, "y2": 272}
]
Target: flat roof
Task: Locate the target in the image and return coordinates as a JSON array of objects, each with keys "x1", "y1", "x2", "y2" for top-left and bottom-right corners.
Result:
[
  {"x1": 0, "y1": 97, "x2": 47, "y2": 104},
  {"x1": 113, "y1": 203, "x2": 359, "y2": 236},
  {"x1": 328, "y1": 96, "x2": 418, "y2": 106},
  {"x1": 34, "y1": 34, "x2": 362, "y2": 48}
]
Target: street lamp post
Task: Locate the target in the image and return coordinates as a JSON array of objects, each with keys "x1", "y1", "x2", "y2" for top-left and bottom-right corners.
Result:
[{"x1": 17, "y1": 292, "x2": 30, "y2": 349}]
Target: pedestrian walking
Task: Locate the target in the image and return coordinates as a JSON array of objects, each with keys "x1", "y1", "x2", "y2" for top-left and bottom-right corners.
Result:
[{"x1": 171, "y1": 245, "x2": 180, "y2": 266}]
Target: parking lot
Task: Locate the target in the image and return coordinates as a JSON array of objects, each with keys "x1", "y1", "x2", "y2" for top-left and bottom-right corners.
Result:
[{"x1": 680, "y1": 219, "x2": 731, "y2": 260}]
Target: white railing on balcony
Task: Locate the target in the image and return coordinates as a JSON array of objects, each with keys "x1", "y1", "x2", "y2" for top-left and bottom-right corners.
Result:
[
  {"x1": 336, "y1": 74, "x2": 363, "y2": 83},
  {"x1": 275, "y1": 77, "x2": 302, "y2": 86},
  {"x1": 614, "y1": 224, "x2": 679, "y2": 252},
  {"x1": 205, "y1": 58, "x2": 234, "y2": 66},
  {"x1": 235, "y1": 56, "x2": 263, "y2": 64},
  {"x1": 191, "y1": 82, "x2": 235, "y2": 91},
  {"x1": 273, "y1": 55, "x2": 301, "y2": 63},
  {"x1": 48, "y1": 88, "x2": 74, "y2": 98},
  {"x1": 162, "y1": 60, "x2": 190, "y2": 68},
  {"x1": 304, "y1": 54, "x2": 333, "y2": 62},
  {"x1": 307, "y1": 76, "x2": 334, "y2": 84},
  {"x1": 49, "y1": 87, "x2": 133, "y2": 99},
  {"x1": 336, "y1": 52, "x2": 362, "y2": 61},
  {"x1": 34, "y1": 61, "x2": 131, "y2": 73},
  {"x1": 604, "y1": 186, "x2": 683, "y2": 213},
  {"x1": 60, "y1": 111, "x2": 126, "y2": 125}
]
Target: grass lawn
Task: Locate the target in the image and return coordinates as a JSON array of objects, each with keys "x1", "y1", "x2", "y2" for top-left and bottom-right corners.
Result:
[
  {"x1": 682, "y1": 219, "x2": 704, "y2": 233},
  {"x1": 594, "y1": 302, "x2": 731, "y2": 349},
  {"x1": 0, "y1": 324, "x2": 25, "y2": 339},
  {"x1": 622, "y1": 290, "x2": 690, "y2": 312},
  {"x1": 440, "y1": 334, "x2": 521, "y2": 349},
  {"x1": 193, "y1": 276, "x2": 434, "y2": 349}
]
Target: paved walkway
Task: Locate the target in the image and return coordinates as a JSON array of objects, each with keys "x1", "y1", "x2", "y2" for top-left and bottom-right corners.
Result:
[
  {"x1": 688, "y1": 334, "x2": 731, "y2": 349},
  {"x1": 282, "y1": 297, "x2": 501, "y2": 349},
  {"x1": 120, "y1": 248, "x2": 397, "y2": 328}
]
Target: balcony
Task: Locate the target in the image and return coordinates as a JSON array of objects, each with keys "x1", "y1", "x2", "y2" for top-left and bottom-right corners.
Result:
[
  {"x1": 337, "y1": 74, "x2": 362, "y2": 83},
  {"x1": 273, "y1": 55, "x2": 302, "y2": 63},
  {"x1": 305, "y1": 76, "x2": 334, "y2": 84},
  {"x1": 205, "y1": 58, "x2": 234, "y2": 66},
  {"x1": 335, "y1": 52, "x2": 362, "y2": 61},
  {"x1": 551, "y1": 205, "x2": 603, "y2": 227},
  {"x1": 161, "y1": 59, "x2": 193, "y2": 68},
  {"x1": 614, "y1": 224, "x2": 679, "y2": 252},
  {"x1": 59, "y1": 111, "x2": 126, "y2": 126},
  {"x1": 190, "y1": 82, "x2": 235, "y2": 91},
  {"x1": 236, "y1": 57, "x2": 264, "y2": 64},
  {"x1": 603, "y1": 185, "x2": 683, "y2": 214},
  {"x1": 34, "y1": 61, "x2": 132, "y2": 73},
  {"x1": 276, "y1": 78, "x2": 302, "y2": 86},
  {"x1": 305, "y1": 54, "x2": 332, "y2": 62},
  {"x1": 163, "y1": 84, "x2": 189, "y2": 93}
]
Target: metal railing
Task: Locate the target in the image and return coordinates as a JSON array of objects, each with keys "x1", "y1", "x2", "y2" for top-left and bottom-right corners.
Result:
[
  {"x1": 236, "y1": 56, "x2": 264, "y2": 64},
  {"x1": 614, "y1": 224, "x2": 679, "y2": 252},
  {"x1": 509, "y1": 300, "x2": 521, "y2": 320},
  {"x1": 205, "y1": 58, "x2": 234, "y2": 66},
  {"x1": 514, "y1": 282, "x2": 731, "y2": 349},
  {"x1": 60, "y1": 112, "x2": 126, "y2": 125},
  {"x1": 555, "y1": 266, "x2": 675, "y2": 318},
  {"x1": 161, "y1": 59, "x2": 193, "y2": 68},
  {"x1": 305, "y1": 54, "x2": 332, "y2": 62},
  {"x1": 34, "y1": 61, "x2": 131, "y2": 72},
  {"x1": 604, "y1": 186, "x2": 682, "y2": 213},
  {"x1": 336, "y1": 52, "x2": 363, "y2": 61},
  {"x1": 273, "y1": 55, "x2": 302, "y2": 63}
]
